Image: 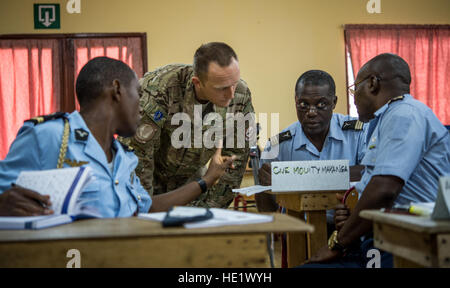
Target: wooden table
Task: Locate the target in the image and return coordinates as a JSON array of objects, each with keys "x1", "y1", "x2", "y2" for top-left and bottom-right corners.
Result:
[
  {"x1": 268, "y1": 190, "x2": 343, "y2": 267},
  {"x1": 360, "y1": 210, "x2": 450, "y2": 268},
  {"x1": 0, "y1": 213, "x2": 313, "y2": 268}
]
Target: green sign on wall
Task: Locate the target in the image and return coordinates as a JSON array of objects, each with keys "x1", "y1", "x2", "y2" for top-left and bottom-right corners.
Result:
[{"x1": 34, "y1": 4, "x2": 60, "y2": 29}]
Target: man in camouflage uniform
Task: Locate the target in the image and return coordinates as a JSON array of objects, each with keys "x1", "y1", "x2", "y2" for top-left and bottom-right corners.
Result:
[{"x1": 128, "y1": 42, "x2": 255, "y2": 208}]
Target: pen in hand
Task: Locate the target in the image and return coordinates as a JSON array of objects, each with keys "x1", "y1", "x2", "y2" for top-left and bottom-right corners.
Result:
[{"x1": 11, "y1": 183, "x2": 54, "y2": 215}]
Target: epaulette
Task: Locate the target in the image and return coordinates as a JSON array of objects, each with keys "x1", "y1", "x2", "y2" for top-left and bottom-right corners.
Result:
[
  {"x1": 342, "y1": 120, "x2": 364, "y2": 131},
  {"x1": 388, "y1": 95, "x2": 404, "y2": 104},
  {"x1": 269, "y1": 131, "x2": 292, "y2": 147},
  {"x1": 119, "y1": 140, "x2": 134, "y2": 152},
  {"x1": 25, "y1": 112, "x2": 66, "y2": 125}
]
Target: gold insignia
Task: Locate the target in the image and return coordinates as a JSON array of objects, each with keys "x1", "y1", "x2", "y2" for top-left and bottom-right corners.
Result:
[
  {"x1": 134, "y1": 122, "x2": 157, "y2": 143},
  {"x1": 388, "y1": 95, "x2": 405, "y2": 104},
  {"x1": 64, "y1": 159, "x2": 89, "y2": 167}
]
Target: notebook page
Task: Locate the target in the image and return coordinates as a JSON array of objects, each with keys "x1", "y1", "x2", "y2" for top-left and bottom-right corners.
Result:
[{"x1": 16, "y1": 168, "x2": 83, "y2": 215}]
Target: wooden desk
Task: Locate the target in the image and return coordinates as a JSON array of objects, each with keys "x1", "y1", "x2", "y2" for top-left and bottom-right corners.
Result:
[
  {"x1": 0, "y1": 213, "x2": 313, "y2": 268},
  {"x1": 270, "y1": 190, "x2": 342, "y2": 267},
  {"x1": 360, "y1": 210, "x2": 450, "y2": 268}
]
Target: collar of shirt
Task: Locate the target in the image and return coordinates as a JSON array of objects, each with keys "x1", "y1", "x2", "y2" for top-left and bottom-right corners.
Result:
[
  {"x1": 293, "y1": 114, "x2": 346, "y2": 152},
  {"x1": 373, "y1": 93, "x2": 411, "y2": 119},
  {"x1": 68, "y1": 111, "x2": 125, "y2": 177}
]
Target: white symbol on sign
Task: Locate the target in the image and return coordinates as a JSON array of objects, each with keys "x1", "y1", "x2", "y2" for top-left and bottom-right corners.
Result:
[{"x1": 38, "y1": 5, "x2": 56, "y2": 27}]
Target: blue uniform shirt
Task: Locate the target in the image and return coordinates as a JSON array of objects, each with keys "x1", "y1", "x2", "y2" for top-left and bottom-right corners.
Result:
[
  {"x1": 0, "y1": 111, "x2": 152, "y2": 217},
  {"x1": 260, "y1": 113, "x2": 367, "y2": 166},
  {"x1": 356, "y1": 94, "x2": 450, "y2": 205}
]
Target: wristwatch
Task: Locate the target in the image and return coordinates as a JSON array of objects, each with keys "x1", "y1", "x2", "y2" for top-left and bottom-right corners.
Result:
[
  {"x1": 328, "y1": 230, "x2": 346, "y2": 253},
  {"x1": 196, "y1": 178, "x2": 208, "y2": 193}
]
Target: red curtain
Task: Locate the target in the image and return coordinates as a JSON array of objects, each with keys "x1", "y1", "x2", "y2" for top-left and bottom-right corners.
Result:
[
  {"x1": 73, "y1": 37, "x2": 144, "y2": 110},
  {"x1": 345, "y1": 25, "x2": 450, "y2": 124},
  {"x1": 0, "y1": 39, "x2": 61, "y2": 159}
]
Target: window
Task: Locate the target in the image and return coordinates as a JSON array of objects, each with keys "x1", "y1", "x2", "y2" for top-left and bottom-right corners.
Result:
[
  {"x1": 0, "y1": 33, "x2": 147, "y2": 159},
  {"x1": 344, "y1": 25, "x2": 450, "y2": 124}
]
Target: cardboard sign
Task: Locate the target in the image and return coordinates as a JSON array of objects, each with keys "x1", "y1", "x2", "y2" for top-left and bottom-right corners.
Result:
[
  {"x1": 431, "y1": 176, "x2": 450, "y2": 220},
  {"x1": 271, "y1": 160, "x2": 349, "y2": 192}
]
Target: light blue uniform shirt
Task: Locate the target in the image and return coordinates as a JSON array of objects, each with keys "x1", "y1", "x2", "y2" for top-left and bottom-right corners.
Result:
[
  {"x1": 356, "y1": 94, "x2": 450, "y2": 205},
  {"x1": 0, "y1": 111, "x2": 152, "y2": 217},
  {"x1": 260, "y1": 113, "x2": 367, "y2": 166}
]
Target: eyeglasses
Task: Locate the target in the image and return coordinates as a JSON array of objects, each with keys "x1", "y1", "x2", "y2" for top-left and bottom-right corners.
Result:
[
  {"x1": 295, "y1": 99, "x2": 333, "y2": 112},
  {"x1": 347, "y1": 75, "x2": 381, "y2": 97}
]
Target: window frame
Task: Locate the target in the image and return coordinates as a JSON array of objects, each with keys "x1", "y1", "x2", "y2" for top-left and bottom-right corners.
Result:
[{"x1": 0, "y1": 33, "x2": 148, "y2": 112}]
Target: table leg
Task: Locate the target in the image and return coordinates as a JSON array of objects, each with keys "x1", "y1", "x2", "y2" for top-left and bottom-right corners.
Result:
[
  {"x1": 286, "y1": 209, "x2": 307, "y2": 267},
  {"x1": 306, "y1": 210, "x2": 327, "y2": 258}
]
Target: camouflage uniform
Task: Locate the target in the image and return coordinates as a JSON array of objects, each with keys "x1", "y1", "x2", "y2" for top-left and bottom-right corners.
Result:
[{"x1": 127, "y1": 64, "x2": 255, "y2": 208}]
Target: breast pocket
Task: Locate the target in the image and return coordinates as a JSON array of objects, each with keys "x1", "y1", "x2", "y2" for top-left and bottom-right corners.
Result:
[
  {"x1": 361, "y1": 136, "x2": 378, "y2": 167},
  {"x1": 126, "y1": 183, "x2": 149, "y2": 214}
]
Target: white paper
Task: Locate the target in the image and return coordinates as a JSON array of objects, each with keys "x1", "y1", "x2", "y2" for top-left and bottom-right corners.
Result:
[
  {"x1": 185, "y1": 208, "x2": 273, "y2": 229},
  {"x1": 232, "y1": 185, "x2": 272, "y2": 196},
  {"x1": 138, "y1": 212, "x2": 166, "y2": 222},
  {"x1": 271, "y1": 160, "x2": 350, "y2": 192},
  {"x1": 138, "y1": 208, "x2": 273, "y2": 229}
]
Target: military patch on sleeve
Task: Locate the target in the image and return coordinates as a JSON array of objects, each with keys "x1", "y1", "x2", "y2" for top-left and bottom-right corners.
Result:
[
  {"x1": 134, "y1": 122, "x2": 158, "y2": 144},
  {"x1": 25, "y1": 112, "x2": 66, "y2": 125},
  {"x1": 153, "y1": 110, "x2": 164, "y2": 122},
  {"x1": 342, "y1": 120, "x2": 364, "y2": 131},
  {"x1": 269, "y1": 131, "x2": 292, "y2": 147}
]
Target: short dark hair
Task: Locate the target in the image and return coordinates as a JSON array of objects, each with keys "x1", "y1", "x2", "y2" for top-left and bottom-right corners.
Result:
[
  {"x1": 295, "y1": 70, "x2": 336, "y2": 97},
  {"x1": 76, "y1": 57, "x2": 136, "y2": 107},
  {"x1": 366, "y1": 53, "x2": 412, "y2": 86},
  {"x1": 193, "y1": 42, "x2": 238, "y2": 81}
]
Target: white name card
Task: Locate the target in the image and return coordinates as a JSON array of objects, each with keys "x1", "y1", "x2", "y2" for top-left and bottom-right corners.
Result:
[
  {"x1": 271, "y1": 160, "x2": 350, "y2": 192},
  {"x1": 431, "y1": 176, "x2": 450, "y2": 220}
]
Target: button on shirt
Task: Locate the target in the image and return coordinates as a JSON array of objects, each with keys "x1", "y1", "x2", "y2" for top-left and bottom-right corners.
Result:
[
  {"x1": 356, "y1": 94, "x2": 450, "y2": 205},
  {"x1": 260, "y1": 113, "x2": 368, "y2": 166},
  {"x1": 0, "y1": 111, "x2": 152, "y2": 217}
]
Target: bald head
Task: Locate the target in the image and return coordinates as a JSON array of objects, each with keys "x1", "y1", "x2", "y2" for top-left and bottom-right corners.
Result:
[{"x1": 359, "y1": 53, "x2": 411, "y2": 92}]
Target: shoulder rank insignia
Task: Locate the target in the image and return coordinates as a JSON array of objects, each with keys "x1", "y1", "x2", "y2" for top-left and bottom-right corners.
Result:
[
  {"x1": 64, "y1": 159, "x2": 89, "y2": 167},
  {"x1": 25, "y1": 112, "x2": 66, "y2": 125},
  {"x1": 342, "y1": 120, "x2": 364, "y2": 131},
  {"x1": 75, "y1": 128, "x2": 89, "y2": 141},
  {"x1": 269, "y1": 131, "x2": 292, "y2": 147},
  {"x1": 388, "y1": 95, "x2": 404, "y2": 104}
]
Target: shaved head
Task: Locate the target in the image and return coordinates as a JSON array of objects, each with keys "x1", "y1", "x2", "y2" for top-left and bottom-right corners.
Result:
[{"x1": 359, "y1": 53, "x2": 411, "y2": 92}]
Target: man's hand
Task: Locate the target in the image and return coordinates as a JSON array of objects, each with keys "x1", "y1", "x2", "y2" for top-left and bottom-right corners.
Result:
[
  {"x1": 335, "y1": 193, "x2": 350, "y2": 232},
  {"x1": 306, "y1": 245, "x2": 342, "y2": 264},
  {"x1": 0, "y1": 185, "x2": 53, "y2": 216},
  {"x1": 258, "y1": 163, "x2": 271, "y2": 186},
  {"x1": 203, "y1": 148, "x2": 237, "y2": 187}
]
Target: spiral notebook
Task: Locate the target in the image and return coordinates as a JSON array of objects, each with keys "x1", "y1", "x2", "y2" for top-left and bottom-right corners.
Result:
[{"x1": 0, "y1": 166, "x2": 98, "y2": 230}]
